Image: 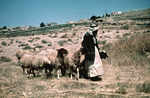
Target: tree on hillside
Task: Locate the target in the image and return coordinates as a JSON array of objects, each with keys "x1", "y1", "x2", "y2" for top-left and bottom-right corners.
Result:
[
  {"x1": 90, "y1": 16, "x2": 101, "y2": 21},
  {"x1": 90, "y1": 16, "x2": 97, "y2": 21},
  {"x1": 40, "y1": 22, "x2": 45, "y2": 27},
  {"x1": 2, "y1": 26, "x2": 7, "y2": 29}
]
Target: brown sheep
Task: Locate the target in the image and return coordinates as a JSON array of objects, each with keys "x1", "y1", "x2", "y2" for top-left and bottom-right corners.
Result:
[
  {"x1": 63, "y1": 48, "x2": 85, "y2": 80},
  {"x1": 47, "y1": 48, "x2": 68, "y2": 79}
]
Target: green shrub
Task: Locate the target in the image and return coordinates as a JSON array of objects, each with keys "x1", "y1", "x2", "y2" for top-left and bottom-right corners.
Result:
[
  {"x1": 34, "y1": 45, "x2": 44, "y2": 49},
  {"x1": 136, "y1": 82, "x2": 150, "y2": 93},
  {"x1": 123, "y1": 33, "x2": 131, "y2": 38},
  {"x1": 104, "y1": 35, "x2": 111, "y2": 38},
  {"x1": 18, "y1": 44, "x2": 28, "y2": 47},
  {"x1": 22, "y1": 45, "x2": 32, "y2": 50},
  {"x1": 72, "y1": 32, "x2": 76, "y2": 36},
  {"x1": 122, "y1": 26, "x2": 129, "y2": 30},
  {"x1": 116, "y1": 85, "x2": 127, "y2": 94},
  {"x1": 101, "y1": 40, "x2": 107, "y2": 45},
  {"x1": 58, "y1": 40, "x2": 67, "y2": 46},
  {"x1": 35, "y1": 37, "x2": 40, "y2": 40},
  {"x1": 0, "y1": 56, "x2": 11, "y2": 62},
  {"x1": 67, "y1": 38, "x2": 73, "y2": 42},
  {"x1": 28, "y1": 39, "x2": 34, "y2": 42},
  {"x1": 116, "y1": 35, "x2": 120, "y2": 39},
  {"x1": 41, "y1": 40, "x2": 47, "y2": 44},
  {"x1": 60, "y1": 34, "x2": 68, "y2": 38},
  {"x1": 1, "y1": 41, "x2": 6, "y2": 46}
]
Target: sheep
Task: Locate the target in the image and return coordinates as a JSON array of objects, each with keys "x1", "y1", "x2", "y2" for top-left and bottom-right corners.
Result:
[
  {"x1": 63, "y1": 48, "x2": 85, "y2": 80},
  {"x1": 28, "y1": 54, "x2": 51, "y2": 77},
  {"x1": 20, "y1": 54, "x2": 32, "y2": 74},
  {"x1": 16, "y1": 50, "x2": 32, "y2": 63},
  {"x1": 20, "y1": 54, "x2": 51, "y2": 77},
  {"x1": 47, "y1": 48, "x2": 68, "y2": 79}
]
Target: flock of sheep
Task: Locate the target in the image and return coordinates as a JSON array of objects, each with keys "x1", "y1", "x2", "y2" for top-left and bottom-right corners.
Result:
[{"x1": 16, "y1": 47, "x2": 108, "y2": 80}]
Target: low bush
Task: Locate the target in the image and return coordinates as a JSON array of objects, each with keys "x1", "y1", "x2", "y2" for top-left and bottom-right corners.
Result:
[
  {"x1": 136, "y1": 81, "x2": 150, "y2": 93},
  {"x1": 1, "y1": 41, "x2": 6, "y2": 46},
  {"x1": 122, "y1": 26, "x2": 129, "y2": 30},
  {"x1": 41, "y1": 40, "x2": 47, "y2": 44},
  {"x1": 58, "y1": 40, "x2": 67, "y2": 46},
  {"x1": 22, "y1": 45, "x2": 32, "y2": 50},
  {"x1": 34, "y1": 45, "x2": 44, "y2": 49},
  {"x1": 60, "y1": 34, "x2": 68, "y2": 38},
  {"x1": 18, "y1": 44, "x2": 28, "y2": 47},
  {"x1": 0, "y1": 56, "x2": 11, "y2": 62}
]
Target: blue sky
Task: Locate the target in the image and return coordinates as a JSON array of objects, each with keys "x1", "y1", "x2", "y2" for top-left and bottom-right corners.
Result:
[{"x1": 0, "y1": 0, "x2": 150, "y2": 28}]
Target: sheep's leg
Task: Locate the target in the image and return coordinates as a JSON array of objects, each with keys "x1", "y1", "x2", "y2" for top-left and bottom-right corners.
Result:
[
  {"x1": 69, "y1": 68, "x2": 73, "y2": 79},
  {"x1": 70, "y1": 73, "x2": 73, "y2": 79},
  {"x1": 21, "y1": 66, "x2": 25, "y2": 73},
  {"x1": 57, "y1": 69, "x2": 60, "y2": 80},
  {"x1": 61, "y1": 67, "x2": 66, "y2": 76},
  {"x1": 27, "y1": 68, "x2": 31, "y2": 78},
  {"x1": 32, "y1": 68, "x2": 35, "y2": 77},
  {"x1": 23, "y1": 68, "x2": 25, "y2": 73},
  {"x1": 77, "y1": 68, "x2": 79, "y2": 79},
  {"x1": 45, "y1": 68, "x2": 48, "y2": 78}
]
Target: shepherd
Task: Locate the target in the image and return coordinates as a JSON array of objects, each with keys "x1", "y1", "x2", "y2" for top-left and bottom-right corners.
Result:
[{"x1": 81, "y1": 24, "x2": 103, "y2": 81}]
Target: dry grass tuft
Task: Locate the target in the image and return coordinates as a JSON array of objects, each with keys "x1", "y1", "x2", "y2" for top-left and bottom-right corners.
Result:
[{"x1": 103, "y1": 34, "x2": 150, "y2": 66}]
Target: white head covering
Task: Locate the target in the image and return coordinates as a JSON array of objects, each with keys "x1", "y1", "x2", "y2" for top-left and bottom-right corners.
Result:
[{"x1": 81, "y1": 24, "x2": 99, "y2": 40}]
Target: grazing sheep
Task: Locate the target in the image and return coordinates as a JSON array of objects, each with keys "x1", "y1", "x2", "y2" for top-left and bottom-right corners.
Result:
[
  {"x1": 20, "y1": 54, "x2": 51, "y2": 77},
  {"x1": 100, "y1": 50, "x2": 108, "y2": 59},
  {"x1": 20, "y1": 54, "x2": 32, "y2": 73},
  {"x1": 16, "y1": 50, "x2": 32, "y2": 63},
  {"x1": 28, "y1": 54, "x2": 51, "y2": 77},
  {"x1": 63, "y1": 48, "x2": 85, "y2": 80},
  {"x1": 47, "y1": 48, "x2": 68, "y2": 79}
]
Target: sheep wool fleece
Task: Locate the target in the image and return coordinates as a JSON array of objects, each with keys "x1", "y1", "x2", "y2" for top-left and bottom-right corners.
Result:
[{"x1": 85, "y1": 46, "x2": 103, "y2": 77}]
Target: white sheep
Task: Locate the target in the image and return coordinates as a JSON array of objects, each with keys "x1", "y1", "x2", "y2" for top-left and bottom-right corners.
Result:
[
  {"x1": 28, "y1": 54, "x2": 51, "y2": 77},
  {"x1": 20, "y1": 54, "x2": 51, "y2": 77},
  {"x1": 20, "y1": 54, "x2": 32, "y2": 74},
  {"x1": 16, "y1": 50, "x2": 33, "y2": 63}
]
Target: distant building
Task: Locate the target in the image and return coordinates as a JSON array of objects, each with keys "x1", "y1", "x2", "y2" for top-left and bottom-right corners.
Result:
[
  {"x1": 14, "y1": 26, "x2": 29, "y2": 30},
  {"x1": 95, "y1": 18, "x2": 103, "y2": 23},
  {"x1": 111, "y1": 11, "x2": 122, "y2": 16},
  {"x1": 67, "y1": 21, "x2": 76, "y2": 24},
  {"x1": 78, "y1": 19, "x2": 91, "y2": 23},
  {"x1": 46, "y1": 22, "x2": 58, "y2": 26}
]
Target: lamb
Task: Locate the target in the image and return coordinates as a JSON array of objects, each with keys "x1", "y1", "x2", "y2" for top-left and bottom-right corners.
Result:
[
  {"x1": 20, "y1": 54, "x2": 51, "y2": 77},
  {"x1": 16, "y1": 50, "x2": 33, "y2": 63}
]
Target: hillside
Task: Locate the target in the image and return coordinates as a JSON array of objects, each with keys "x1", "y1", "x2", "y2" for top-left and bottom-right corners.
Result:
[{"x1": 0, "y1": 8, "x2": 150, "y2": 97}]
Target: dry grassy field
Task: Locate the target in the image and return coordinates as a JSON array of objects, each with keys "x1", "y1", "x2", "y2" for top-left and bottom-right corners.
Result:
[{"x1": 0, "y1": 9, "x2": 150, "y2": 98}]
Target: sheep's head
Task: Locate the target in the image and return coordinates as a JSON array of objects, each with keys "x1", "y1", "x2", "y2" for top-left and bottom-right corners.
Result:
[{"x1": 56, "y1": 48, "x2": 68, "y2": 58}]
